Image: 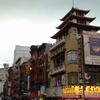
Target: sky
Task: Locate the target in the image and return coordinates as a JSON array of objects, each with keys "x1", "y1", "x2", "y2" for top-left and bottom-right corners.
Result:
[{"x1": 0, "y1": 0, "x2": 100, "y2": 67}]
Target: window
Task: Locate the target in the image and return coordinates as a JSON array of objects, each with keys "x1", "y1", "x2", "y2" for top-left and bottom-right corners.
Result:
[
  {"x1": 56, "y1": 75, "x2": 62, "y2": 86},
  {"x1": 54, "y1": 52, "x2": 65, "y2": 68},
  {"x1": 90, "y1": 72, "x2": 100, "y2": 85},
  {"x1": 67, "y1": 51, "x2": 77, "y2": 64},
  {"x1": 0, "y1": 79, "x2": 2, "y2": 82},
  {"x1": 68, "y1": 72, "x2": 78, "y2": 85},
  {"x1": 95, "y1": 73, "x2": 100, "y2": 85},
  {"x1": 52, "y1": 75, "x2": 63, "y2": 87}
]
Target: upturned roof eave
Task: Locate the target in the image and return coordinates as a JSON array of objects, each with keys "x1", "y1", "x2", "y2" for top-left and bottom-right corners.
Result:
[
  {"x1": 51, "y1": 21, "x2": 100, "y2": 39},
  {"x1": 57, "y1": 14, "x2": 95, "y2": 29}
]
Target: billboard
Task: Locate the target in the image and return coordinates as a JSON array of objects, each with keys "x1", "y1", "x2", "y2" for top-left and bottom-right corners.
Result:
[
  {"x1": 83, "y1": 31, "x2": 100, "y2": 65},
  {"x1": 89, "y1": 37, "x2": 100, "y2": 56}
]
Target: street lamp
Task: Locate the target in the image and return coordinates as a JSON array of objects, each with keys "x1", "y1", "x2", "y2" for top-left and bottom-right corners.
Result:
[{"x1": 26, "y1": 66, "x2": 32, "y2": 91}]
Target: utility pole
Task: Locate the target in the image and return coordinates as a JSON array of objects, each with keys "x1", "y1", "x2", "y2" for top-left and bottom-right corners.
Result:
[{"x1": 80, "y1": 34, "x2": 86, "y2": 100}]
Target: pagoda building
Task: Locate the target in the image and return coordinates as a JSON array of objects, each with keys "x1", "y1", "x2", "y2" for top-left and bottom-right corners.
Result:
[
  {"x1": 52, "y1": 7, "x2": 100, "y2": 39},
  {"x1": 47, "y1": 7, "x2": 100, "y2": 100}
]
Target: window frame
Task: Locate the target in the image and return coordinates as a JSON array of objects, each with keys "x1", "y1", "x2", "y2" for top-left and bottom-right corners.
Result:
[
  {"x1": 67, "y1": 50, "x2": 78, "y2": 64},
  {"x1": 68, "y1": 72, "x2": 78, "y2": 85}
]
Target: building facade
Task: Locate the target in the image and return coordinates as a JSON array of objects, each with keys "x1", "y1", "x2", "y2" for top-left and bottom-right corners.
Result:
[
  {"x1": 0, "y1": 68, "x2": 7, "y2": 94},
  {"x1": 29, "y1": 45, "x2": 39, "y2": 98},
  {"x1": 47, "y1": 7, "x2": 100, "y2": 100},
  {"x1": 18, "y1": 44, "x2": 51, "y2": 99},
  {"x1": 3, "y1": 61, "x2": 21, "y2": 99},
  {"x1": 37, "y1": 43, "x2": 52, "y2": 95},
  {"x1": 14, "y1": 45, "x2": 31, "y2": 64},
  {"x1": 30, "y1": 43, "x2": 52, "y2": 99}
]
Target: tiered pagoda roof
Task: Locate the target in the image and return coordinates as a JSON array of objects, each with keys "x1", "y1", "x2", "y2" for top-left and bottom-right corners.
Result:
[
  {"x1": 57, "y1": 14, "x2": 96, "y2": 29},
  {"x1": 60, "y1": 7, "x2": 90, "y2": 21},
  {"x1": 51, "y1": 7, "x2": 100, "y2": 39}
]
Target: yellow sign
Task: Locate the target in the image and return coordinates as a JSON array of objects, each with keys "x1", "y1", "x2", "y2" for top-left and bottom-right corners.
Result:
[
  {"x1": 63, "y1": 86, "x2": 100, "y2": 98},
  {"x1": 63, "y1": 86, "x2": 83, "y2": 95},
  {"x1": 85, "y1": 86, "x2": 100, "y2": 98}
]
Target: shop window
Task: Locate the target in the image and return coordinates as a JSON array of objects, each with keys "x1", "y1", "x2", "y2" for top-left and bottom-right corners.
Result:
[
  {"x1": 68, "y1": 72, "x2": 78, "y2": 85},
  {"x1": 67, "y1": 51, "x2": 77, "y2": 64}
]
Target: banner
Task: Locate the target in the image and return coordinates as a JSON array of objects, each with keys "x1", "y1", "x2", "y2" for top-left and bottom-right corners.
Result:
[{"x1": 83, "y1": 31, "x2": 100, "y2": 65}]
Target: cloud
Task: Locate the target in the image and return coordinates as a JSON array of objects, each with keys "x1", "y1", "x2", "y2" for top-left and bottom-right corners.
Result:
[{"x1": 0, "y1": 0, "x2": 72, "y2": 20}]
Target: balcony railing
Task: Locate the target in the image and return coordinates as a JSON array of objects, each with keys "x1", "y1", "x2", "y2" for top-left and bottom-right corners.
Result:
[
  {"x1": 50, "y1": 38, "x2": 65, "y2": 51},
  {"x1": 50, "y1": 65, "x2": 65, "y2": 75}
]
